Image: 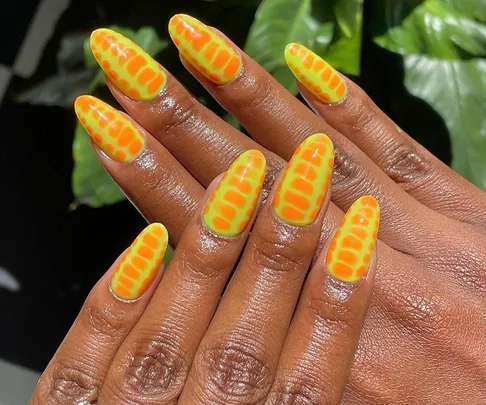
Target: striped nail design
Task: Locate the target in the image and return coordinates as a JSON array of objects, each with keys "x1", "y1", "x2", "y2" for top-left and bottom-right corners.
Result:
[
  {"x1": 75, "y1": 95, "x2": 145, "y2": 162},
  {"x1": 204, "y1": 150, "x2": 266, "y2": 236},
  {"x1": 90, "y1": 28, "x2": 167, "y2": 100},
  {"x1": 285, "y1": 43, "x2": 347, "y2": 104},
  {"x1": 326, "y1": 196, "x2": 380, "y2": 282},
  {"x1": 273, "y1": 134, "x2": 334, "y2": 226},
  {"x1": 168, "y1": 14, "x2": 243, "y2": 85},
  {"x1": 111, "y1": 223, "x2": 168, "y2": 300}
]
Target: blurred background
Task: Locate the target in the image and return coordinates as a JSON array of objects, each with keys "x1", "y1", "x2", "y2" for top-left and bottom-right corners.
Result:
[{"x1": 1, "y1": 0, "x2": 484, "y2": 402}]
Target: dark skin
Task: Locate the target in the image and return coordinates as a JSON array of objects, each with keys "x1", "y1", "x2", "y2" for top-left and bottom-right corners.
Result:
[{"x1": 34, "y1": 21, "x2": 486, "y2": 405}]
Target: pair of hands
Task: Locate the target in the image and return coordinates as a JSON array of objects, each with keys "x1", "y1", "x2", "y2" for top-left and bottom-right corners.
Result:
[{"x1": 32, "y1": 14, "x2": 486, "y2": 405}]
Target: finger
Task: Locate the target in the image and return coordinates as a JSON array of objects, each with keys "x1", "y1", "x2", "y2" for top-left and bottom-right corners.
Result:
[
  {"x1": 98, "y1": 150, "x2": 267, "y2": 405},
  {"x1": 90, "y1": 28, "x2": 282, "y2": 196},
  {"x1": 166, "y1": 14, "x2": 447, "y2": 255},
  {"x1": 284, "y1": 43, "x2": 486, "y2": 227},
  {"x1": 74, "y1": 95, "x2": 204, "y2": 245},
  {"x1": 179, "y1": 134, "x2": 334, "y2": 405},
  {"x1": 266, "y1": 196, "x2": 379, "y2": 405},
  {"x1": 30, "y1": 223, "x2": 168, "y2": 405}
]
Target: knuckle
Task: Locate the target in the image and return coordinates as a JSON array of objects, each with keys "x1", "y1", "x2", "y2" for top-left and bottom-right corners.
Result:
[
  {"x1": 119, "y1": 334, "x2": 190, "y2": 401},
  {"x1": 156, "y1": 90, "x2": 202, "y2": 136},
  {"x1": 347, "y1": 95, "x2": 379, "y2": 135},
  {"x1": 379, "y1": 142, "x2": 431, "y2": 185},
  {"x1": 82, "y1": 300, "x2": 128, "y2": 339},
  {"x1": 250, "y1": 230, "x2": 310, "y2": 275},
  {"x1": 177, "y1": 238, "x2": 233, "y2": 282},
  {"x1": 307, "y1": 296, "x2": 356, "y2": 335},
  {"x1": 268, "y1": 380, "x2": 326, "y2": 405},
  {"x1": 196, "y1": 342, "x2": 273, "y2": 403},
  {"x1": 332, "y1": 146, "x2": 375, "y2": 196},
  {"x1": 233, "y1": 75, "x2": 276, "y2": 113},
  {"x1": 41, "y1": 362, "x2": 101, "y2": 404}
]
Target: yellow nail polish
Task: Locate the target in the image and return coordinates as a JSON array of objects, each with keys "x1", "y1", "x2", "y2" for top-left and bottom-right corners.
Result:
[
  {"x1": 90, "y1": 28, "x2": 167, "y2": 100},
  {"x1": 111, "y1": 223, "x2": 168, "y2": 300},
  {"x1": 168, "y1": 14, "x2": 243, "y2": 85},
  {"x1": 273, "y1": 134, "x2": 334, "y2": 226},
  {"x1": 74, "y1": 95, "x2": 145, "y2": 162},
  {"x1": 326, "y1": 196, "x2": 380, "y2": 282},
  {"x1": 285, "y1": 43, "x2": 347, "y2": 104},
  {"x1": 204, "y1": 150, "x2": 266, "y2": 236}
]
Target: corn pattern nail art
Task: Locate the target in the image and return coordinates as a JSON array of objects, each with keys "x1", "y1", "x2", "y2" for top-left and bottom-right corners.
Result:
[
  {"x1": 326, "y1": 196, "x2": 380, "y2": 283},
  {"x1": 204, "y1": 150, "x2": 266, "y2": 236},
  {"x1": 111, "y1": 223, "x2": 168, "y2": 300},
  {"x1": 90, "y1": 28, "x2": 167, "y2": 100},
  {"x1": 285, "y1": 43, "x2": 347, "y2": 104},
  {"x1": 75, "y1": 95, "x2": 145, "y2": 162},
  {"x1": 273, "y1": 133, "x2": 334, "y2": 226},
  {"x1": 168, "y1": 14, "x2": 243, "y2": 85}
]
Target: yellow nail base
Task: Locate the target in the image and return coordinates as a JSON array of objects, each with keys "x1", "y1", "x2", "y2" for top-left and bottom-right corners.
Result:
[
  {"x1": 91, "y1": 28, "x2": 167, "y2": 100},
  {"x1": 168, "y1": 14, "x2": 242, "y2": 85},
  {"x1": 204, "y1": 150, "x2": 266, "y2": 236},
  {"x1": 74, "y1": 95, "x2": 145, "y2": 162},
  {"x1": 326, "y1": 196, "x2": 380, "y2": 282},
  {"x1": 111, "y1": 223, "x2": 168, "y2": 300},
  {"x1": 285, "y1": 43, "x2": 347, "y2": 104},
  {"x1": 273, "y1": 134, "x2": 334, "y2": 226}
]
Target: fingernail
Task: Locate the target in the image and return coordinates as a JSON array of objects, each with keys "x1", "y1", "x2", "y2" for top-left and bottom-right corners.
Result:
[
  {"x1": 285, "y1": 43, "x2": 347, "y2": 104},
  {"x1": 111, "y1": 223, "x2": 168, "y2": 300},
  {"x1": 90, "y1": 28, "x2": 167, "y2": 100},
  {"x1": 327, "y1": 196, "x2": 380, "y2": 282},
  {"x1": 74, "y1": 95, "x2": 145, "y2": 162},
  {"x1": 168, "y1": 14, "x2": 243, "y2": 85},
  {"x1": 204, "y1": 150, "x2": 266, "y2": 236},
  {"x1": 273, "y1": 133, "x2": 334, "y2": 226}
]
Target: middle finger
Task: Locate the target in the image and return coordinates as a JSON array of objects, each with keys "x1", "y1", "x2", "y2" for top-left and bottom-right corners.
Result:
[{"x1": 179, "y1": 134, "x2": 334, "y2": 404}]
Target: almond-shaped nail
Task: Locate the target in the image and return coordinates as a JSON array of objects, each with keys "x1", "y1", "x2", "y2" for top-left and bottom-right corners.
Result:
[
  {"x1": 111, "y1": 223, "x2": 168, "y2": 300},
  {"x1": 327, "y1": 196, "x2": 380, "y2": 282},
  {"x1": 168, "y1": 14, "x2": 243, "y2": 85},
  {"x1": 204, "y1": 150, "x2": 266, "y2": 236},
  {"x1": 273, "y1": 133, "x2": 334, "y2": 226},
  {"x1": 285, "y1": 43, "x2": 347, "y2": 104},
  {"x1": 90, "y1": 28, "x2": 167, "y2": 100},
  {"x1": 74, "y1": 95, "x2": 145, "y2": 162}
]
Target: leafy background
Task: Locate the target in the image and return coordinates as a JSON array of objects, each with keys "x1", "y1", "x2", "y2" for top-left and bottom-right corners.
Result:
[{"x1": 19, "y1": 0, "x2": 486, "y2": 207}]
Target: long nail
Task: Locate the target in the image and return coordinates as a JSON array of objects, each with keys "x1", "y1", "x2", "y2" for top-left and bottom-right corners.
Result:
[
  {"x1": 285, "y1": 43, "x2": 347, "y2": 104},
  {"x1": 273, "y1": 133, "x2": 334, "y2": 226},
  {"x1": 168, "y1": 14, "x2": 243, "y2": 85},
  {"x1": 204, "y1": 150, "x2": 266, "y2": 236},
  {"x1": 74, "y1": 95, "x2": 145, "y2": 162},
  {"x1": 327, "y1": 196, "x2": 380, "y2": 282},
  {"x1": 90, "y1": 28, "x2": 167, "y2": 100},
  {"x1": 111, "y1": 223, "x2": 168, "y2": 300}
]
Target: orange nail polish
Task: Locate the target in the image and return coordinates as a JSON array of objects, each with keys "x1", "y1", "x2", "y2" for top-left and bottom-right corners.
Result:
[
  {"x1": 273, "y1": 134, "x2": 334, "y2": 226},
  {"x1": 111, "y1": 223, "x2": 168, "y2": 300},
  {"x1": 326, "y1": 196, "x2": 380, "y2": 282},
  {"x1": 74, "y1": 95, "x2": 145, "y2": 162},
  {"x1": 168, "y1": 14, "x2": 243, "y2": 85}
]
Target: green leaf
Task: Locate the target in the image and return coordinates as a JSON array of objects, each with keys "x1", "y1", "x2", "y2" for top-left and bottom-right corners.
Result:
[
  {"x1": 16, "y1": 70, "x2": 95, "y2": 107},
  {"x1": 404, "y1": 55, "x2": 486, "y2": 189},
  {"x1": 244, "y1": 0, "x2": 330, "y2": 93},
  {"x1": 72, "y1": 121, "x2": 126, "y2": 207},
  {"x1": 326, "y1": 0, "x2": 363, "y2": 74},
  {"x1": 373, "y1": 0, "x2": 486, "y2": 189},
  {"x1": 244, "y1": 0, "x2": 363, "y2": 92},
  {"x1": 375, "y1": 0, "x2": 486, "y2": 58}
]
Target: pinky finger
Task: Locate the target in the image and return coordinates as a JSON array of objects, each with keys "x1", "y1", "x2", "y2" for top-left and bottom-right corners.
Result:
[
  {"x1": 30, "y1": 223, "x2": 168, "y2": 405},
  {"x1": 265, "y1": 196, "x2": 380, "y2": 405}
]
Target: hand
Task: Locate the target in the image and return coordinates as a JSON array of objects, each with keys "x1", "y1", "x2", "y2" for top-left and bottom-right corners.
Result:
[
  {"x1": 70, "y1": 16, "x2": 486, "y2": 404},
  {"x1": 31, "y1": 138, "x2": 380, "y2": 404}
]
